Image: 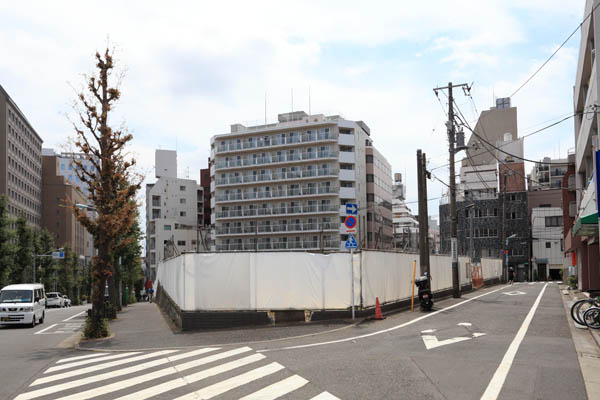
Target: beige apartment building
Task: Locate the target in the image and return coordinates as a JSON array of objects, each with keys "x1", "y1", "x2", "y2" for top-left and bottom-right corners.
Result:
[
  {"x1": 0, "y1": 84, "x2": 43, "y2": 227},
  {"x1": 210, "y1": 111, "x2": 391, "y2": 251},
  {"x1": 365, "y1": 145, "x2": 393, "y2": 248}
]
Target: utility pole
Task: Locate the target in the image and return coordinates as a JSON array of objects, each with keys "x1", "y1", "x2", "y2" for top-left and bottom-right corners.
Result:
[
  {"x1": 433, "y1": 82, "x2": 470, "y2": 298},
  {"x1": 417, "y1": 149, "x2": 430, "y2": 277}
]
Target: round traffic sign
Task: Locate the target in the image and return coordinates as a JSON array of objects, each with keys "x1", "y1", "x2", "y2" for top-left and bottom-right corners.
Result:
[{"x1": 344, "y1": 216, "x2": 357, "y2": 229}]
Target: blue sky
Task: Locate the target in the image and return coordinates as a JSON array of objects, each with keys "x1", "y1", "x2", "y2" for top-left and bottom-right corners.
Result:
[{"x1": 0, "y1": 0, "x2": 586, "y2": 219}]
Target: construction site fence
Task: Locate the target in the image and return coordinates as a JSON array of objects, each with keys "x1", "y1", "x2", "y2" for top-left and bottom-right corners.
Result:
[{"x1": 155, "y1": 251, "x2": 502, "y2": 311}]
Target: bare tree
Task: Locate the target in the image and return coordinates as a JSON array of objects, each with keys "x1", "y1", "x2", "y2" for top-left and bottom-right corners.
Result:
[{"x1": 70, "y1": 48, "x2": 141, "y2": 337}]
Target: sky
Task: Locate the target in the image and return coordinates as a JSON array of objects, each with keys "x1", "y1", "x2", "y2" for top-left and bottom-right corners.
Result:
[{"x1": 0, "y1": 1, "x2": 586, "y2": 222}]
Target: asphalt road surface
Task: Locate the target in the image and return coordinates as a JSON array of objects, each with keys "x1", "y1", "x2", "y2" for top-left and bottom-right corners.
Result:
[
  {"x1": 0, "y1": 305, "x2": 89, "y2": 400},
  {"x1": 5, "y1": 283, "x2": 588, "y2": 399}
]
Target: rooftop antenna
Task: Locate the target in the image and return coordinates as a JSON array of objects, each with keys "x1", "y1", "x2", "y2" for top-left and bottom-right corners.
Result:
[{"x1": 309, "y1": 86, "x2": 311, "y2": 116}]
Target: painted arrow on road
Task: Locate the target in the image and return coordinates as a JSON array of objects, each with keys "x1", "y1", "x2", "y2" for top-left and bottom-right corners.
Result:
[
  {"x1": 503, "y1": 291, "x2": 526, "y2": 296},
  {"x1": 421, "y1": 323, "x2": 486, "y2": 350}
]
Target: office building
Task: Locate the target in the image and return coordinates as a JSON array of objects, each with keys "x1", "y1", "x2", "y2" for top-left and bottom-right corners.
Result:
[
  {"x1": 41, "y1": 155, "x2": 91, "y2": 258},
  {"x1": 365, "y1": 145, "x2": 393, "y2": 249},
  {"x1": 210, "y1": 111, "x2": 388, "y2": 251},
  {"x1": 0, "y1": 84, "x2": 43, "y2": 227},
  {"x1": 528, "y1": 157, "x2": 569, "y2": 190}
]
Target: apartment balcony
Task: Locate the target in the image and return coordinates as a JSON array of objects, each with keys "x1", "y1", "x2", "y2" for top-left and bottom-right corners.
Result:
[
  {"x1": 215, "y1": 168, "x2": 339, "y2": 187},
  {"x1": 338, "y1": 133, "x2": 355, "y2": 146},
  {"x1": 215, "y1": 185, "x2": 340, "y2": 204},
  {"x1": 214, "y1": 151, "x2": 339, "y2": 171},
  {"x1": 216, "y1": 239, "x2": 339, "y2": 251},
  {"x1": 339, "y1": 187, "x2": 356, "y2": 199},
  {"x1": 338, "y1": 151, "x2": 355, "y2": 164},
  {"x1": 216, "y1": 222, "x2": 339, "y2": 237},
  {"x1": 339, "y1": 169, "x2": 355, "y2": 181},
  {"x1": 216, "y1": 204, "x2": 339, "y2": 220},
  {"x1": 215, "y1": 131, "x2": 339, "y2": 155}
]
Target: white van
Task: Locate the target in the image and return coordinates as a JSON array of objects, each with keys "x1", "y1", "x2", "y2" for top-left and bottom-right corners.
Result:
[{"x1": 0, "y1": 284, "x2": 46, "y2": 327}]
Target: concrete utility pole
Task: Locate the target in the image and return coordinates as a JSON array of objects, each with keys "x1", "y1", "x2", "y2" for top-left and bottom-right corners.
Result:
[
  {"x1": 433, "y1": 82, "x2": 470, "y2": 298},
  {"x1": 416, "y1": 149, "x2": 430, "y2": 277}
]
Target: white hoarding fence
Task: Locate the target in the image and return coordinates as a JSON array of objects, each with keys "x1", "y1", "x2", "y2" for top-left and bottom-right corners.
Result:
[{"x1": 156, "y1": 251, "x2": 502, "y2": 311}]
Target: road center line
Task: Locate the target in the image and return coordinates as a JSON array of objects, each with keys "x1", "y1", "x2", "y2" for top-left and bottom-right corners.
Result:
[
  {"x1": 62, "y1": 310, "x2": 88, "y2": 322},
  {"x1": 480, "y1": 283, "x2": 548, "y2": 400},
  {"x1": 259, "y1": 285, "x2": 510, "y2": 352},
  {"x1": 34, "y1": 324, "x2": 57, "y2": 335}
]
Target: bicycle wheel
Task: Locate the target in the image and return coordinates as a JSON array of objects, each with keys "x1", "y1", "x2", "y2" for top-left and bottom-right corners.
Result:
[
  {"x1": 571, "y1": 299, "x2": 593, "y2": 325},
  {"x1": 583, "y1": 307, "x2": 600, "y2": 329}
]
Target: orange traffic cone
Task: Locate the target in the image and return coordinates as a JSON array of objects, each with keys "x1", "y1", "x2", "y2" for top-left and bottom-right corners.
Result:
[{"x1": 374, "y1": 297, "x2": 385, "y2": 320}]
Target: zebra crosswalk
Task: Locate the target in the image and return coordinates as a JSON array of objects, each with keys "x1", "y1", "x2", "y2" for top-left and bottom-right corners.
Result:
[{"x1": 14, "y1": 346, "x2": 340, "y2": 400}]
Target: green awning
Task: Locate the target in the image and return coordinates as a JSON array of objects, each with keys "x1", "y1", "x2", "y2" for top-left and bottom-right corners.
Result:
[{"x1": 573, "y1": 212, "x2": 598, "y2": 237}]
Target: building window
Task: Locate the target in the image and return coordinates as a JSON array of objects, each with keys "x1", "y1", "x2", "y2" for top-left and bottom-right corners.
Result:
[
  {"x1": 180, "y1": 211, "x2": 186, "y2": 217},
  {"x1": 164, "y1": 225, "x2": 172, "y2": 231},
  {"x1": 177, "y1": 240, "x2": 186, "y2": 246},
  {"x1": 366, "y1": 174, "x2": 374, "y2": 183},
  {"x1": 545, "y1": 216, "x2": 562, "y2": 227},
  {"x1": 180, "y1": 198, "x2": 186, "y2": 204},
  {"x1": 180, "y1": 185, "x2": 186, "y2": 191},
  {"x1": 545, "y1": 242, "x2": 551, "y2": 249},
  {"x1": 366, "y1": 155, "x2": 374, "y2": 163}
]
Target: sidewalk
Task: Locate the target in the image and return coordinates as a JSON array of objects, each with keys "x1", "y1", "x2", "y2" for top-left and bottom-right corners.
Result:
[
  {"x1": 78, "y1": 300, "x2": 356, "y2": 351},
  {"x1": 560, "y1": 284, "x2": 600, "y2": 399}
]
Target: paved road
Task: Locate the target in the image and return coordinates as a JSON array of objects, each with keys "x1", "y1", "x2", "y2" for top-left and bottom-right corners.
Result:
[
  {"x1": 0, "y1": 305, "x2": 89, "y2": 400},
  {"x1": 7, "y1": 283, "x2": 588, "y2": 399}
]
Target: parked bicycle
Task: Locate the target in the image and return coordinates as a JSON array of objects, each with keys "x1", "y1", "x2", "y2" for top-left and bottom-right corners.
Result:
[{"x1": 570, "y1": 297, "x2": 600, "y2": 329}]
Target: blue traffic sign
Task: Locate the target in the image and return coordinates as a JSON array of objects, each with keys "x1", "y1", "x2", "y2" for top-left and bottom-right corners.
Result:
[
  {"x1": 345, "y1": 234, "x2": 358, "y2": 249},
  {"x1": 344, "y1": 216, "x2": 357, "y2": 229},
  {"x1": 345, "y1": 203, "x2": 358, "y2": 215}
]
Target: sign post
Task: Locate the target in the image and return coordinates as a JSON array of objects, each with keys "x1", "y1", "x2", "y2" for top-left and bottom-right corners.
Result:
[{"x1": 344, "y1": 203, "x2": 359, "y2": 320}]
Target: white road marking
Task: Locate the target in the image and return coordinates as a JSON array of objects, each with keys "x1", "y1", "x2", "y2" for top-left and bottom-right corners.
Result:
[
  {"x1": 311, "y1": 392, "x2": 341, "y2": 400},
  {"x1": 174, "y1": 362, "x2": 285, "y2": 400},
  {"x1": 260, "y1": 285, "x2": 510, "y2": 352},
  {"x1": 16, "y1": 349, "x2": 218, "y2": 400},
  {"x1": 113, "y1": 352, "x2": 265, "y2": 400},
  {"x1": 43, "y1": 351, "x2": 142, "y2": 373},
  {"x1": 33, "y1": 324, "x2": 57, "y2": 335},
  {"x1": 239, "y1": 375, "x2": 309, "y2": 400},
  {"x1": 62, "y1": 310, "x2": 87, "y2": 321},
  {"x1": 502, "y1": 291, "x2": 526, "y2": 296},
  {"x1": 421, "y1": 329, "x2": 437, "y2": 333},
  {"x1": 56, "y1": 352, "x2": 108, "y2": 364},
  {"x1": 457, "y1": 322, "x2": 472, "y2": 327},
  {"x1": 422, "y1": 335, "x2": 472, "y2": 350},
  {"x1": 34, "y1": 351, "x2": 174, "y2": 384},
  {"x1": 480, "y1": 283, "x2": 548, "y2": 400}
]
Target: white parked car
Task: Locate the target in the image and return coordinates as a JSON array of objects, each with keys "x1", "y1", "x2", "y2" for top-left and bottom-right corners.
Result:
[
  {"x1": 0, "y1": 284, "x2": 46, "y2": 327},
  {"x1": 46, "y1": 292, "x2": 64, "y2": 308},
  {"x1": 62, "y1": 295, "x2": 72, "y2": 307}
]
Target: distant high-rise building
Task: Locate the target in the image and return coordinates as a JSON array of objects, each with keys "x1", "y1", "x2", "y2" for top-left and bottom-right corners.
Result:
[{"x1": 0, "y1": 84, "x2": 43, "y2": 227}]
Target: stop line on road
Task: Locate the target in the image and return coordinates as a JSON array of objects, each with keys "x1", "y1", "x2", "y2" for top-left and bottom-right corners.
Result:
[{"x1": 14, "y1": 346, "x2": 340, "y2": 400}]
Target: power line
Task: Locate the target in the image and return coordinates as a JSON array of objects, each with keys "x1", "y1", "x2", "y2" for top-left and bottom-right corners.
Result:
[
  {"x1": 510, "y1": 2, "x2": 600, "y2": 98},
  {"x1": 429, "y1": 110, "x2": 586, "y2": 172}
]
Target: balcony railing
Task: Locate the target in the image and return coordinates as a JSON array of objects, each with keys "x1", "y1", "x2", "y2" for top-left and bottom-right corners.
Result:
[
  {"x1": 216, "y1": 203, "x2": 339, "y2": 219},
  {"x1": 216, "y1": 239, "x2": 339, "y2": 251},
  {"x1": 216, "y1": 221, "x2": 339, "y2": 235},
  {"x1": 215, "y1": 151, "x2": 339, "y2": 170},
  {"x1": 216, "y1": 168, "x2": 338, "y2": 186},
  {"x1": 215, "y1": 131, "x2": 338, "y2": 154},
  {"x1": 216, "y1": 185, "x2": 338, "y2": 203}
]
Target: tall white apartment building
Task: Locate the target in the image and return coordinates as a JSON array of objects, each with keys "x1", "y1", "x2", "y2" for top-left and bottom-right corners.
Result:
[
  {"x1": 146, "y1": 150, "x2": 205, "y2": 278},
  {"x1": 210, "y1": 111, "x2": 373, "y2": 251}
]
